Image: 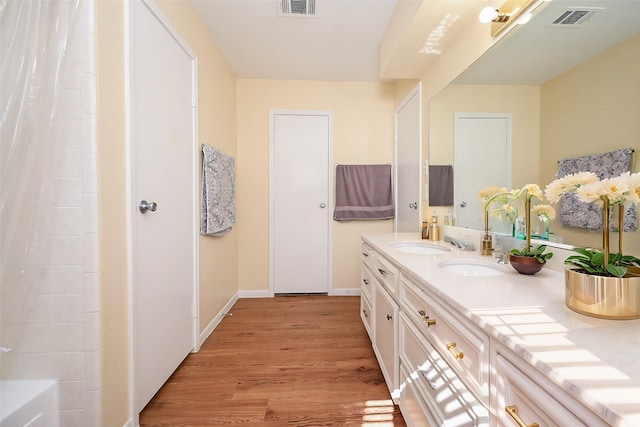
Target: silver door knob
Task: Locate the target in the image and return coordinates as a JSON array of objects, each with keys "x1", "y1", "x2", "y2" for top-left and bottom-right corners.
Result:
[
  {"x1": 409, "y1": 202, "x2": 418, "y2": 210},
  {"x1": 459, "y1": 201, "x2": 467, "y2": 208},
  {"x1": 139, "y1": 200, "x2": 157, "y2": 214},
  {"x1": 320, "y1": 203, "x2": 326, "y2": 208}
]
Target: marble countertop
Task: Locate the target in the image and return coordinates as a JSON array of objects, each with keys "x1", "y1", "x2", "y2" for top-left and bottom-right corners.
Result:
[{"x1": 362, "y1": 232, "x2": 640, "y2": 427}]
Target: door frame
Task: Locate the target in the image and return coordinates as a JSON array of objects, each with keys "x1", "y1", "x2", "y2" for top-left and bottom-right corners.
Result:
[
  {"x1": 268, "y1": 109, "x2": 334, "y2": 297},
  {"x1": 125, "y1": 0, "x2": 200, "y2": 422},
  {"x1": 393, "y1": 83, "x2": 422, "y2": 232}
]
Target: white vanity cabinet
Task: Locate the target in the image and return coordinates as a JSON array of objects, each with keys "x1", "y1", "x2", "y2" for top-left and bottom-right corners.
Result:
[
  {"x1": 492, "y1": 343, "x2": 610, "y2": 427},
  {"x1": 360, "y1": 233, "x2": 639, "y2": 427}
]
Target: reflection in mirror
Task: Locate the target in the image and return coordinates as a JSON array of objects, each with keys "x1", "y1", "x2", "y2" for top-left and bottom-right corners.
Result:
[{"x1": 429, "y1": 0, "x2": 640, "y2": 256}]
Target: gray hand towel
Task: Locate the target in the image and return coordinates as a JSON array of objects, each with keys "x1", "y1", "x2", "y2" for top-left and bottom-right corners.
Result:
[
  {"x1": 334, "y1": 164, "x2": 394, "y2": 221},
  {"x1": 428, "y1": 165, "x2": 454, "y2": 206}
]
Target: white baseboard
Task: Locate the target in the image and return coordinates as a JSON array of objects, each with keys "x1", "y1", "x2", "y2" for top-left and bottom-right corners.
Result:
[
  {"x1": 123, "y1": 419, "x2": 134, "y2": 427},
  {"x1": 238, "y1": 289, "x2": 271, "y2": 298},
  {"x1": 331, "y1": 288, "x2": 361, "y2": 296},
  {"x1": 198, "y1": 292, "x2": 239, "y2": 347}
]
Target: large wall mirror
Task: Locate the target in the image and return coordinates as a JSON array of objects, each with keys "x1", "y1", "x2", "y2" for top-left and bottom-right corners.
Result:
[{"x1": 429, "y1": 0, "x2": 640, "y2": 256}]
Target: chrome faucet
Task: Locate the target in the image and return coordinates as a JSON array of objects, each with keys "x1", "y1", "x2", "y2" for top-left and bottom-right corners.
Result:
[{"x1": 443, "y1": 235, "x2": 475, "y2": 251}]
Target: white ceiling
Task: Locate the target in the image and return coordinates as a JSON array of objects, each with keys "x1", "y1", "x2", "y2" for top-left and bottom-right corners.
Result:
[{"x1": 192, "y1": 0, "x2": 399, "y2": 82}]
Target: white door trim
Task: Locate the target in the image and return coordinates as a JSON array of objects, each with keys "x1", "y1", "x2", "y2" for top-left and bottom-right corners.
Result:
[
  {"x1": 268, "y1": 109, "x2": 334, "y2": 296},
  {"x1": 125, "y1": 0, "x2": 199, "y2": 422},
  {"x1": 394, "y1": 83, "x2": 422, "y2": 232}
]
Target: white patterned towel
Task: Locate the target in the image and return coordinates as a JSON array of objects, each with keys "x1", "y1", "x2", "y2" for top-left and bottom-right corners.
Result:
[{"x1": 201, "y1": 145, "x2": 236, "y2": 235}]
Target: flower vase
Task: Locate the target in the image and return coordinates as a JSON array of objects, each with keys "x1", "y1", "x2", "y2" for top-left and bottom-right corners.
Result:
[
  {"x1": 565, "y1": 269, "x2": 640, "y2": 320},
  {"x1": 532, "y1": 216, "x2": 550, "y2": 240}
]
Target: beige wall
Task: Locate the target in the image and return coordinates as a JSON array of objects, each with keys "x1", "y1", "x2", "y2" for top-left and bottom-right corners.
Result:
[
  {"x1": 429, "y1": 84, "x2": 541, "y2": 186},
  {"x1": 236, "y1": 80, "x2": 396, "y2": 293},
  {"x1": 539, "y1": 33, "x2": 640, "y2": 256},
  {"x1": 97, "y1": 1, "x2": 238, "y2": 425}
]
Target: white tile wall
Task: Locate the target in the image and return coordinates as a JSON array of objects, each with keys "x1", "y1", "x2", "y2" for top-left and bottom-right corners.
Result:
[{"x1": 1, "y1": 1, "x2": 101, "y2": 426}]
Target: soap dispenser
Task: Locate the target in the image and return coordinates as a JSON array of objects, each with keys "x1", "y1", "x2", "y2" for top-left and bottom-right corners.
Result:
[
  {"x1": 428, "y1": 211, "x2": 440, "y2": 241},
  {"x1": 421, "y1": 221, "x2": 429, "y2": 239}
]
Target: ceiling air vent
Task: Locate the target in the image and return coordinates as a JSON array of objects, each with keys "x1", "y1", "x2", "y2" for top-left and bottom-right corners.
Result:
[
  {"x1": 279, "y1": 0, "x2": 316, "y2": 17},
  {"x1": 550, "y1": 8, "x2": 598, "y2": 26}
]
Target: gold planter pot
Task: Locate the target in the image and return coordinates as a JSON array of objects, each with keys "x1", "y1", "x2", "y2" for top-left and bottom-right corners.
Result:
[{"x1": 565, "y1": 269, "x2": 640, "y2": 320}]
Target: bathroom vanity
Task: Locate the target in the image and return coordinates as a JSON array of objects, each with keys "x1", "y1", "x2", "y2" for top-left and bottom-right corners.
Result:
[{"x1": 360, "y1": 232, "x2": 640, "y2": 427}]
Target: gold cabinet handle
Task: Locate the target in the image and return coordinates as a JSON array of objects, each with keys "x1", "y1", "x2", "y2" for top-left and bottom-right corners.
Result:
[
  {"x1": 446, "y1": 342, "x2": 464, "y2": 360},
  {"x1": 505, "y1": 405, "x2": 539, "y2": 427}
]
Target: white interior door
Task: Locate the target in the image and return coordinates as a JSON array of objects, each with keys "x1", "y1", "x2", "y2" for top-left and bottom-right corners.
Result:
[
  {"x1": 454, "y1": 113, "x2": 511, "y2": 235},
  {"x1": 271, "y1": 111, "x2": 332, "y2": 294},
  {"x1": 395, "y1": 85, "x2": 421, "y2": 232},
  {"x1": 130, "y1": 0, "x2": 197, "y2": 412}
]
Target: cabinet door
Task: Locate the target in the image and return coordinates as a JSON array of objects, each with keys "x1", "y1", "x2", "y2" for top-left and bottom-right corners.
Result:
[{"x1": 374, "y1": 284, "x2": 399, "y2": 396}]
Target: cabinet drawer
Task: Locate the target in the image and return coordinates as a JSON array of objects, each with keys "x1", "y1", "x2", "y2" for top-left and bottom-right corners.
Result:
[
  {"x1": 371, "y1": 252, "x2": 399, "y2": 299},
  {"x1": 399, "y1": 274, "x2": 433, "y2": 335},
  {"x1": 360, "y1": 292, "x2": 373, "y2": 339},
  {"x1": 399, "y1": 363, "x2": 439, "y2": 427},
  {"x1": 361, "y1": 242, "x2": 373, "y2": 270},
  {"x1": 495, "y1": 353, "x2": 592, "y2": 427},
  {"x1": 400, "y1": 313, "x2": 489, "y2": 426},
  {"x1": 426, "y1": 299, "x2": 490, "y2": 403},
  {"x1": 361, "y1": 264, "x2": 374, "y2": 301}
]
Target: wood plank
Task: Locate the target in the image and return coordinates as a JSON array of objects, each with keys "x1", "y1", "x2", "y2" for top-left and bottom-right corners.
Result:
[{"x1": 140, "y1": 295, "x2": 406, "y2": 426}]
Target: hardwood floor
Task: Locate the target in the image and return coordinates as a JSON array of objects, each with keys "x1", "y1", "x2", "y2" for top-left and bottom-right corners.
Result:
[{"x1": 140, "y1": 295, "x2": 406, "y2": 426}]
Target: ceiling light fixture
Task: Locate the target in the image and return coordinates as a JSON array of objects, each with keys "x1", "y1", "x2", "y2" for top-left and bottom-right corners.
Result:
[{"x1": 478, "y1": 6, "x2": 510, "y2": 24}]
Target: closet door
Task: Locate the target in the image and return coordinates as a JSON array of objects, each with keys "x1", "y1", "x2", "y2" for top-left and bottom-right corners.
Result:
[{"x1": 270, "y1": 111, "x2": 332, "y2": 294}]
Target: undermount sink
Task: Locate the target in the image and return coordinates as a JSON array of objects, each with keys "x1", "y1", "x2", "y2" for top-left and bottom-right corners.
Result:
[
  {"x1": 389, "y1": 242, "x2": 451, "y2": 255},
  {"x1": 437, "y1": 259, "x2": 507, "y2": 277}
]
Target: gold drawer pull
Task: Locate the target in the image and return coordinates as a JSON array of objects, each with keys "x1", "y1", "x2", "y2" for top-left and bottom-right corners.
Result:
[
  {"x1": 505, "y1": 405, "x2": 539, "y2": 427},
  {"x1": 446, "y1": 342, "x2": 464, "y2": 360}
]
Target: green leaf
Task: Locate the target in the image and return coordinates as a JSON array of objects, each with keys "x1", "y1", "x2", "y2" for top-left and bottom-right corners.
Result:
[
  {"x1": 573, "y1": 247, "x2": 594, "y2": 257},
  {"x1": 590, "y1": 251, "x2": 605, "y2": 267},
  {"x1": 606, "y1": 264, "x2": 626, "y2": 278}
]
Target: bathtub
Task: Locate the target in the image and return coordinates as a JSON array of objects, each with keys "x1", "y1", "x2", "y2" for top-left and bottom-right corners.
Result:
[{"x1": 0, "y1": 380, "x2": 59, "y2": 427}]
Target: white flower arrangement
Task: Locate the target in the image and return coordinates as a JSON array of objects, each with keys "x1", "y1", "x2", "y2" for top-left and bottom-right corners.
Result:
[{"x1": 544, "y1": 171, "x2": 640, "y2": 277}]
